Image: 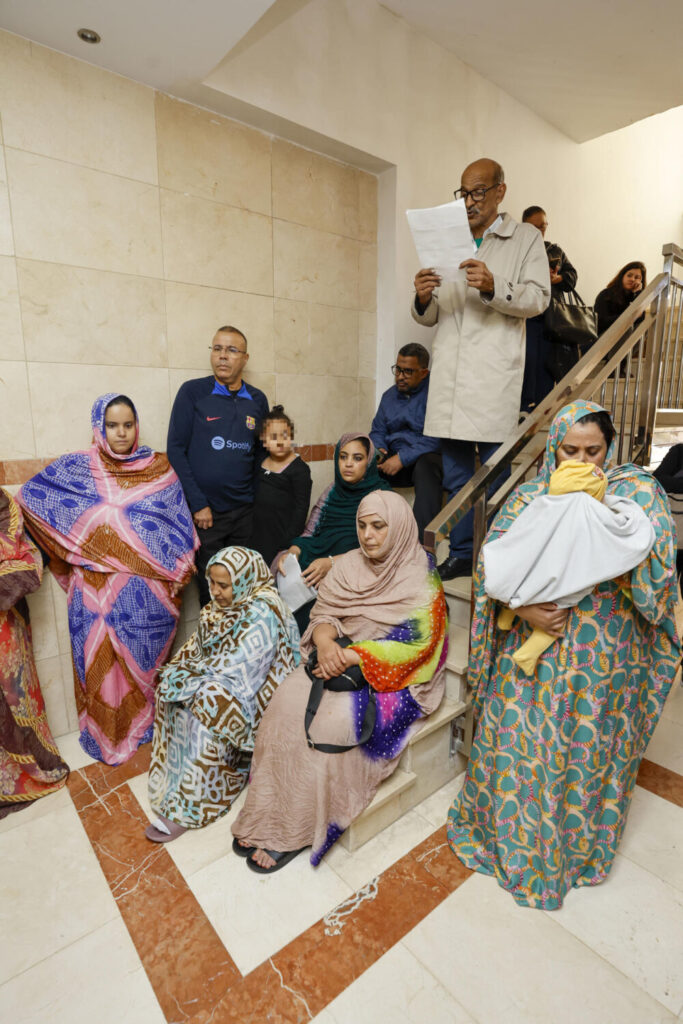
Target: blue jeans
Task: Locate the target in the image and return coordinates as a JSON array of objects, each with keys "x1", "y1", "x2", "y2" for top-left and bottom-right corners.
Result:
[{"x1": 441, "y1": 439, "x2": 508, "y2": 559}]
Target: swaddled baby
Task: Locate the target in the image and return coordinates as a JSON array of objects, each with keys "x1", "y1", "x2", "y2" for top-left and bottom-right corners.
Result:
[{"x1": 484, "y1": 459, "x2": 655, "y2": 675}]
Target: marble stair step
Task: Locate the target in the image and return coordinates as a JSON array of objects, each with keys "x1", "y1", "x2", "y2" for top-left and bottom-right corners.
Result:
[{"x1": 340, "y1": 698, "x2": 469, "y2": 852}]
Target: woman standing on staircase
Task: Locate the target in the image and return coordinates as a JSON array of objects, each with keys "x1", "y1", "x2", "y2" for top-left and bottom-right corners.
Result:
[
  {"x1": 447, "y1": 400, "x2": 679, "y2": 909},
  {"x1": 232, "y1": 490, "x2": 448, "y2": 873}
]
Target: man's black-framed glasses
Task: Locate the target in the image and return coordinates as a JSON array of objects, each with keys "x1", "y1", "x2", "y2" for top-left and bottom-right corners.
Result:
[
  {"x1": 454, "y1": 184, "x2": 499, "y2": 203},
  {"x1": 391, "y1": 364, "x2": 418, "y2": 377}
]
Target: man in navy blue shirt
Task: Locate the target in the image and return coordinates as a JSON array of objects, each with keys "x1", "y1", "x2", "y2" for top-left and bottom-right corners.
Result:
[
  {"x1": 370, "y1": 343, "x2": 442, "y2": 543},
  {"x1": 167, "y1": 325, "x2": 269, "y2": 604}
]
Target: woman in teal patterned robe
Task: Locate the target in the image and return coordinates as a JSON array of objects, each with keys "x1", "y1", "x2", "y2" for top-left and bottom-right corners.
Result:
[{"x1": 447, "y1": 400, "x2": 680, "y2": 909}]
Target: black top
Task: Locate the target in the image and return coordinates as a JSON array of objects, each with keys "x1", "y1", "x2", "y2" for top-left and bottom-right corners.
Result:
[
  {"x1": 250, "y1": 456, "x2": 313, "y2": 565},
  {"x1": 594, "y1": 286, "x2": 639, "y2": 336},
  {"x1": 545, "y1": 241, "x2": 577, "y2": 296},
  {"x1": 166, "y1": 376, "x2": 269, "y2": 514}
]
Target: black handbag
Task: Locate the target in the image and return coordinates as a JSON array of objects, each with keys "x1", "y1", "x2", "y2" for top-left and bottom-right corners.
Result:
[
  {"x1": 544, "y1": 289, "x2": 598, "y2": 349},
  {"x1": 543, "y1": 340, "x2": 580, "y2": 383},
  {"x1": 304, "y1": 637, "x2": 376, "y2": 754}
]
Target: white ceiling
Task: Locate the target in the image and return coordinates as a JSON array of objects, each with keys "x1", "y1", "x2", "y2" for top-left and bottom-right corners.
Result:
[
  {"x1": 0, "y1": 0, "x2": 681, "y2": 143},
  {"x1": 381, "y1": 0, "x2": 683, "y2": 142}
]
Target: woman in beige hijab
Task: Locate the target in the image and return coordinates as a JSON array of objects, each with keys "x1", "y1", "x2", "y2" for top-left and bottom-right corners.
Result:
[{"x1": 232, "y1": 490, "x2": 448, "y2": 872}]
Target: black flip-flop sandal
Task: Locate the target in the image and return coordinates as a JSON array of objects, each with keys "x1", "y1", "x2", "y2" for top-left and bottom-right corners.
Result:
[
  {"x1": 246, "y1": 847, "x2": 307, "y2": 874},
  {"x1": 232, "y1": 837, "x2": 257, "y2": 858}
]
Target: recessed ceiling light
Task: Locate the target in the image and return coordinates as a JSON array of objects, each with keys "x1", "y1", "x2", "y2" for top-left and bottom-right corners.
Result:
[{"x1": 77, "y1": 28, "x2": 101, "y2": 44}]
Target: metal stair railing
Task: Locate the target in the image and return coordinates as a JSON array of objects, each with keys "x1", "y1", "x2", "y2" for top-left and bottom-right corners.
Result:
[{"x1": 424, "y1": 242, "x2": 683, "y2": 564}]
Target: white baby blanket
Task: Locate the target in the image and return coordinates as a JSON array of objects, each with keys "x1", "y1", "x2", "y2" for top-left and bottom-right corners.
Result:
[{"x1": 483, "y1": 491, "x2": 655, "y2": 609}]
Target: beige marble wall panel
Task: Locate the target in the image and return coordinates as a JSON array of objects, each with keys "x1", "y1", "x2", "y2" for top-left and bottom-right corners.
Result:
[
  {"x1": 309, "y1": 304, "x2": 359, "y2": 377},
  {"x1": 161, "y1": 189, "x2": 272, "y2": 294},
  {"x1": 6, "y1": 150, "x2": 163, "y2": 277},
  {"x1": 275, "y1": 373, "x2": 359, "y2": 445},
  {"x1": 25, "y1": 580, "x2": 59, "y2": 662},
  {"x1": 273, "y1": 298, "x2": 307, "y2": 374},
  {"x1": 359, "y1": 242, "x2": 378, "y2": 312},
  {"x1": 274, "y1": 299, "x2": 358, "y2": 377},
  {"x1": 0, "y1": 256, "x2": 23, "y2": 358},
  {"x1": 358, "y1": 377, "x2": 377, "y2": 432},
  {"x1": 307, "y1": 459, "x2": 334, "y2": 510},
  {"x1": 155, "y1": 94, "x2": 271, "y2": 214},
  {"x1": 18, "y1": 260, "x2": 167, "y2": 366},
  {"x1": 0, "y1": 361, "x2": 35, "y2": 459},
  {"x1": 164, "y1": 282, "x2": 274, "y2": 373},
  {"x1": 0, "y1": 143, "x2": 13, "y2": 255},
  {"x1": 33, "y1": 654, "x2": 69, "y2": 739},
  {"x1": 357, "y1": 171, "x2": 379, "y2": 244},
  {"x1": 0, "y1": 32, "x2": 157, "y2": 183},
  {"x1": 50, "y1": 574, "x2": 71, "y2": 657},
  {"x1": 273, "y1": 221, "x2": 359, "y2": 308},
  {"x1": 272, "y1": 140, "x2": 358, "y2": 238},
  {"x1": 358, "y1": 310, "x2": 378, "y2": 378},
  {"x1": 28, "y1": 363, "x2": 171, "y2": 457}
]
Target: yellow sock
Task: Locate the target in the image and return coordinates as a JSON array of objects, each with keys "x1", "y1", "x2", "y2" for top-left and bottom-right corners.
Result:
[
  {"x1": 498, "y1": 607, "x2": 515, "y2": 631},
  {"x1": 512, "y1": 629, "x2": 556, "y2": 675}
]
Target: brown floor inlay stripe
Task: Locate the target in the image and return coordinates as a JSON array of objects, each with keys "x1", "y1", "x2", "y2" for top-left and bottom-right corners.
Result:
[
  {"x1": 66, "y1": 748, "x2": 683, "y2": 1023},
  {"x1": 69, "y1": 752, "x2": 240, "y2": 1023},
  {"x1": 68, "y1": 751, "x2": 471, "y2": 1024},
  {"x1": 636, "y1": 757, "x2": 683, "y2": 808}
]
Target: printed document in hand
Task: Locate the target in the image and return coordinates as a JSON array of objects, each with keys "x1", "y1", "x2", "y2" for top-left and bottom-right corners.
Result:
[
  {"x1": 277, "y1": 553, "x2": 317, "y2": 612},
  {"x1": 406, "y1": 199, "x2": 476, "y2": 282}
]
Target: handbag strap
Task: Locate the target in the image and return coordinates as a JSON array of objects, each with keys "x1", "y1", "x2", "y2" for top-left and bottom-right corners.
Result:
[
  {"x1": 562, "y1": 288, "x2": 588, "y2": 307},
  {"x1": 305, "y1": 674, "x2": 376, "y2": 753},
  {"x1": 304, "y1": 638, "x2": 376, "y2": 753}
]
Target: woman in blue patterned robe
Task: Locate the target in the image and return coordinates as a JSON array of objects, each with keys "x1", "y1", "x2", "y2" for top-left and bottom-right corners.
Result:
[
  {"x1": 146, "y1": 547, "x2": 300, "y2": 841},
  {"x1": 447, "y1": 400, "x2": 680, "y2": 908}
]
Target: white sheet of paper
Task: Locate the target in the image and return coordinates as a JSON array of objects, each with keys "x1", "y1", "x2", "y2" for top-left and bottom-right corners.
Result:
[
  {"x1": 406, "y1": 199, "x2": 476, "y2": 282},
  {"x1": 277, "y1": 553, "x2": 317, "y2": 613}
]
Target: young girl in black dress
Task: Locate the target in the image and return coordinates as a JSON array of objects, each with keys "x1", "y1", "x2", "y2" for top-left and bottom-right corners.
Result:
[{"x1": 250, "y1": 406, "x2": 312, "y2": 567}]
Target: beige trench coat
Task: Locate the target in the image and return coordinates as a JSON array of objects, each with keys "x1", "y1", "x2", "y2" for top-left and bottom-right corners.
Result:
[{"x1": 412, "y1": 213, "x2": 550, "y2": 443}]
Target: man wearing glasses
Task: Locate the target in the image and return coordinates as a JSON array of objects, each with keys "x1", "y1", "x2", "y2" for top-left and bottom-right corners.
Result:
[
  {"x1": 370, "y1": 343, "x2": 442, "y2": 543},
  {"x1": 412, "y1": 158, "x2": 550, "y2": 580},
  {"x1": 167, "y1": 325, "x2": 269, "y2": 604}
]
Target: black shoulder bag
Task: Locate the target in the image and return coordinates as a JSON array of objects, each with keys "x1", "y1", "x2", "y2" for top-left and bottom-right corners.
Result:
[{"x1": 304, "y1": 637, "x2": 376, "y2": 754}]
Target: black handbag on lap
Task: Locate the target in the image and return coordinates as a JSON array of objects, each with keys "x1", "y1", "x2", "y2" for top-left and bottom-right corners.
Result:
[
  {"x1": 544, "y1": 289, "x2": 598, "y2": 349},
  {"x1": 304, "y1": 637, "x2": 376, "y2": 754}
]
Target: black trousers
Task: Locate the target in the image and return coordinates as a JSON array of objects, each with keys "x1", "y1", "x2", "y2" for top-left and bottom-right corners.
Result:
[
  {"x1": 388, "y1": 451, "x2": 443, "y2": 543},
  {"x1": 521, "y1": 315, "x2": 555, "y2": 412},
  {"x1": 195, "y1": 504, "x2": 253, "y2": 605}
]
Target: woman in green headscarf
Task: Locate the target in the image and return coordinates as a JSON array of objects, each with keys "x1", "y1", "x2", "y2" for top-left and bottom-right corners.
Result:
[
  {"x1": 276, "y1": 433, "x2": 390, "y2": 632},
  {"x1": 447, "y1": 400, "x2": 680, "y2": 909}
]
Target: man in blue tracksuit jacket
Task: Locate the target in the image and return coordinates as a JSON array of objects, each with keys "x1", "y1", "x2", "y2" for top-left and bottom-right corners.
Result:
[
  {"x1": 370, "y1": 342, "x2": 442, "y2": 542},
  {"x1": 167, "y1": 324, "x2": 269, "y2": 604}
]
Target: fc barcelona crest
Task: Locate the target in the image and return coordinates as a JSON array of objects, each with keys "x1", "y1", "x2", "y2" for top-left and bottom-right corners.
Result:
[{"x1": 245, "y1": 416, "x2": 256, "y2": 430}]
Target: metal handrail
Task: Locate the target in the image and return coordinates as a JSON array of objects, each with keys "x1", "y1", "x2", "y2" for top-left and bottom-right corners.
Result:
[{"x1": 424, "y1": 242, "x2": 682, "y2": 560}]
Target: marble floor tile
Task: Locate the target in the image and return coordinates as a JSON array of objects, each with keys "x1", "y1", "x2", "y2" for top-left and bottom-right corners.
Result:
[
  {"x1": 412, "y1": 774, "x2": 464, "y2": 829},
  {"x1": 646, "y1": 714, "x2": 683, "y2": 774},
  {"x1": 548, "y1": 854, "x2": 683, "y2": 1015},
  {"x1": 0, "y1": 917, "x2": 165, "y2": 1024},
  {"x1": 311, "y1": 941, "x2": 475, "y2": 1024},
  {"x1": 619, "y1": 786, "x2": 683, "y2": 891},
  {"x1": 0, "y1": 786, "x2": 71, "y2": 836},
  {"x1": 0, "y1": 801, "x2": 119, "y2": 984},
  {"x1": 661, "y1": 680, "x2": 683, "y2": 726},
  {"x1": 404, "y1": 872, "x2": 676, "y2": 1024},
  {"x1": 55, "y1": 730, "x2": 98, "y2": 772},
  {"x1": 325, "y1": 809, "x2": 436, "y2": 891},
  {"x1": 127, "y1": 771, "x2": 246, "y2": 878},
  {"x1": 189, "y1": 847, "x2": 353, "y2": 975}
]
